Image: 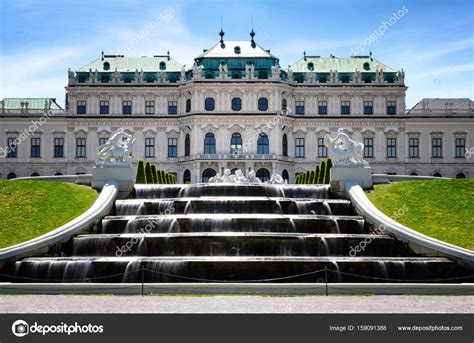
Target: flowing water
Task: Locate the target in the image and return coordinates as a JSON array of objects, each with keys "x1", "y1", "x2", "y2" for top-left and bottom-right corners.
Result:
[{"x1": 3, "y1": 183, "x2": 469, "y2": 283}]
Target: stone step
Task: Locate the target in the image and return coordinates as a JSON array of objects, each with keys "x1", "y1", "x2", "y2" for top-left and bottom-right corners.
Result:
[
  {"x1": 71, "y1": 233, "x2": 401, "y2": 257},
  {"x1": 100, "y1": 214, "x2": 367, "y2": 234},
  {"x1": 9, "y1": 256, "x2": 458, "y2": 283},
  {"x1": 115, "y1": 198, "x2": 354, "y2": 216}
]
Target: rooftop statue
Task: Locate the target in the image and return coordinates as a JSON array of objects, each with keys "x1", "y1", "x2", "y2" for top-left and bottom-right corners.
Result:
[
  {"x1": 324, "y1": 128, "x2": 368, "y2": 166},
  {"x1": 96, "y1": 128, "x2": 135, "y2": 166}
]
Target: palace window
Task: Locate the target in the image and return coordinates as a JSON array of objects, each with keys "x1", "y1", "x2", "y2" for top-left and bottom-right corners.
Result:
[
  {"x1": 364, "y1": 101, "x2": 373, "y2": 115},
  {"x1": 145, "y1": 138, "x2": 155, "y2": 158},
  {"x1": 185, "y1": 134, "x2": 191, "y2": 156},
  {"x1": 258, "y1": 71, "x2": 268, "y2": 79},
  {"x1": 231, "y1": 97, "x2": 242, "y2": 111},
  {"x1": 54, "y1": 138, "x2": 64, "y2": 158},
  {"x1": 168, "y1": 138, "x2": 177, "y2": 157},
  {"x1": 363, "y1": 138, "x2": 374, "y2": 158},
  {"x1": 168, "y1": 101, "x2": 177, "y2": 115},
  {"x1": 159, "y1": 62, "x2": 166, "y2": 70},
  {"x1": 31, "y1": 138, "x2": 41, "y2": 157},
  {"x1": 204, "y1": 133, "x2": 216, "y2": 154},
  {"x1": 295, "y1": 101, "x2": 305, "y2": 115},
  {"x1": 99, "y1": 101, "x2": 109, "y2": 115},
  {"x1": 282, "y1": 134, "x2": 288, "y2": 157},
  {"x1": 341, "y1": 101, "x2": 350, "y2": 115},
  {"x1": 295, "y1": 138, "x2": 305, "y2": 158},
  {"x1": 257, "y1": 133, "x2": 269, "y2": 154},
  {"x1": 186, "y1": 99, "x2": 191, "y2": 113},
  {"x1": 202, "y1": 168, "x2": 216, "y2": 183},
  {"x1": 77, "y1": 101, "x2": 86, "y2": 115},
  {"x1": 145, "y1": 101, "x2": 155, "y2": 115},
  {"x1": 386, "y1": 138, "x2": 397, "y2": 158},
  {"x1": 99, "y1": 137, "x2": 108, "y2": 146},
  {"x1": 230, "y1": 133, "x2": 242, "y2": 154},
  {"x1": 205, "y1": 97, "x2": 215, "y2": 111},
  {"x1": 455, "y1": 138, "x2": 465, "y2": 158},
  {"x1": 408, "y1": 138, "x2": 419, "y2": 158},
  {"x1": 387, "y1": 101, "x2": 396, "y2": 115},
  {"x1": 256, "y1": 168, "x2": 271, "y2": 182},
  {"x1": 282, "y1": 99, "x2": 287, "y2": 112},
  {"x1": 318, "y1": 101, "x2": 327, "y2": 115},
  {"x1": 318, "y1": 138, "x2": 328, "y2": 158},
  {"x1": 7, "y1": 138, "x2": 17, "y2": 158},
  {"x1": 122, "y1": 101, "x2": 132, "y2": 115},
  {"x1": 258, "y1": 97, "x2": 268, "y2": 111},
  {"x1": 432, "y1": 138, "x2": 443, "y2": 158},
  {"x1": 76, "y1": 138, "x2": 86, "y2": 158}
]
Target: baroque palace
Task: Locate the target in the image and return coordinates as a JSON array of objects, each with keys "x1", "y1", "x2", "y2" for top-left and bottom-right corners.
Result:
[{"x1": 1, "y1": 31, "x2": 473, "y2": 182}]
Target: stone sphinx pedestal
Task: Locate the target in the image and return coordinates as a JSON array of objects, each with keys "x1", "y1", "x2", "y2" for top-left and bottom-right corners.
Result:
[
  {"x1": 330, "y1": 165, "x2": 372, "y2": 193},
  {"x1": 92, "y1": 164, "x2": 135, "y2": 195}
]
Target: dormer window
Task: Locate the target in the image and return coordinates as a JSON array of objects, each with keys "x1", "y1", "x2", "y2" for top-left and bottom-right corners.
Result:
[
  {"x1": 103, "y1": 61, "x2": 110, "y2": 70},
  {"x1": 234, "y1": 46, "x2": 241, "y2": 54},
  {"x1": 363, "y1": 62, "x2": 370, "y2": 71},
  {"x1": 159, "y1": 61, "x2": 166, "y2": 70},
  {"x1": 307, "y1": 62, "x2": 314, "y2": 71}
]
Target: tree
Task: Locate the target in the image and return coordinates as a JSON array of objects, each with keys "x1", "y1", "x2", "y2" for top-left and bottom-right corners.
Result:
[
  {"x1": 314, "y1": 165, "x2": 320, "y2": 184},
  {"x1": 150, "y1": 164, "x2": 158, "y2": 184},
  {"x1": 324, "y1": 158, "x2": 333, "y2": 184},
  {"x1": 157, "y1": 169, "x2": 164, "y2": 184},
  {"x1": 145, "y1": 162, "x2": 153, "y2": 184},
  {"x1": 135, "y1": 161, "x2": 146, "y2": 184},
  {"x1": 318, "y1": 160, "x2": 326, "y2": 184}
]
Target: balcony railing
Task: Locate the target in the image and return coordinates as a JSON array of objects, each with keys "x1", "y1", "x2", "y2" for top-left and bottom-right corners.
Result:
[{"x1": 178, "y1": 153, "x2": 294, "y2": 162}]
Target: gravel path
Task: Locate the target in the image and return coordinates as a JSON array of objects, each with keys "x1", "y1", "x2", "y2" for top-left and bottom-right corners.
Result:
[{"x1": 0, "y1": 295, "x2": 472, "y2": 313}]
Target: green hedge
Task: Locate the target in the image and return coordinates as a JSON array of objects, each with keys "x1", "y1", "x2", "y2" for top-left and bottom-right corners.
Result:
[
  {"x1": 294, "y1": 158, "x2": 333, "y2": 185},
  {"x1": 135, "y1": 161, "x2": 177, "y2": 184}
]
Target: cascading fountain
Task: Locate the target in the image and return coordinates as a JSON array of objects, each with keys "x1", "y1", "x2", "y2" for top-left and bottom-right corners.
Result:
[{"x1": 3, "y1": 179, "x2": 470, "y2": 284}]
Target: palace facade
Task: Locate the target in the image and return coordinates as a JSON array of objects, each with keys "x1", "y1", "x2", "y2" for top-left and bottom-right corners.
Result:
[{"x1": 1, "y1": 31, "x2": 473, "y2": 182}]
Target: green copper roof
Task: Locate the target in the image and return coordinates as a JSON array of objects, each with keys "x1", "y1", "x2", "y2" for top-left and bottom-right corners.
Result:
[
  {"x1": 290, "y1": 56, "x2": 396, "y2": 73},
  {"x1": 1, "y1": 98, "x2": 62, "y2": 110},
  {"x1": 77, "y1": 55, "x2": 184, "y2": 72}
]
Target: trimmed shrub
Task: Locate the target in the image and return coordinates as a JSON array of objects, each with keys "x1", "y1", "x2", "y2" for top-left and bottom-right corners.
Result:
[
  {"x1": 144, "y1": 162, "x2": 153, "y2": 184},
  {"x1": 318, "y1": 160, "x2": 326, "y2": 184},
  {"x1": 314, "y1": 165, "x2": 320, "y2": 184},
  {"x1": 309, "y1": 171, "x2": 315, "y2": 184},
  {"x1": 135, "y1": 161, "x2": 146, "y2": 184},
  {"x1": 324, "y1": 158, "x2": 333, "y2": 184},
  {"x1": 150, "y1": 164, "x2": 158, "y2": 184}
]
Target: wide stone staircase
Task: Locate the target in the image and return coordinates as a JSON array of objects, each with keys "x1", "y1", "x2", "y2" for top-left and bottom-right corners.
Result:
[{"x1": 2, "y1": 184, "x2": 471, "y2": 283}]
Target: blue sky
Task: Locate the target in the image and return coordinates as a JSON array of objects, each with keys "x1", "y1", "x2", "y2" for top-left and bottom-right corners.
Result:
[{"x1": 1, "y1": 0, "x2": 473, "y2": 108}]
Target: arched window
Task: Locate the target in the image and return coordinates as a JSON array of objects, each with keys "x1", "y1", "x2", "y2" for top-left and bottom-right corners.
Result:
[
  {"x1": 55, "y1": 172, "x2": 63, "y2": 176},
  {"x1": 282, "y1": 134, "x2": 288, "y2": 157},
  {"x1": 7, "y1": 172, "x2": 16, "y2": 180},
  {"x1": 281, "y1": 99, "x2": 287, "y2": 112},
  {"x1": 159, "y1": 62, "x2": 166, "y2": 70},
  {"x1": 202, "y1": 168, "x2": 216, "y2": 183},
  {"x1": 184, "y1": 134, "x2": 191, "y2": 157},
  {"x1": 183, "y1": 169, "x2": 191, "y2": 183},
  {"x1": 282, "y1": 169, "x2": 289, "y2": 182},
  {"x1": 205, "y1": 73, "x2": 213, "y2": 79},
  {"x1": 231, "y1": 97, "x2": 242, "y2": 111},
  {"x1": 205, "y1": 98, "x2": 215, "y2": 111},
  {"x1": 256, "y1": 168, "x2": 270, "y2": 182},
  {"x1": 230, "y1": 132, "x2": 242, "y2": 154},
  {"x1": 410, "y1": 172, "x2": 418, "y2": 176},
  {"x1": 433, "y1": 172, "x2": 442, "y2": 177},
  {"x1": 456, "y1": 172, "x2": 465, "y2": 179},
  {"x1": 186, "y1": 99, "x2": 191, "y2": 113},
  {"x1": 204, "y1": 133, "x2": 216, "y2": 154},
  {"x1": 258, "y1": 97, "x2": 268, "y2": 111},
  {"x1": 232, "y1": 72, "x2": 241, "y2": 79},
  {"x1": 257, "y1": 133, "x2": 269, "y2": 154},
  {"x1": 31, "y1": 172, "x2": 40, "y2": 177}
]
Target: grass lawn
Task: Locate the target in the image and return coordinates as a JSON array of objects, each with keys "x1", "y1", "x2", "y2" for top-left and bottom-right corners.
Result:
[
  {"x1": 366, "y1": 179, "x2": 474, "y2": 251},
  {"x1": 0, "y1": 181, "x2": 98, "y2": 249}
]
